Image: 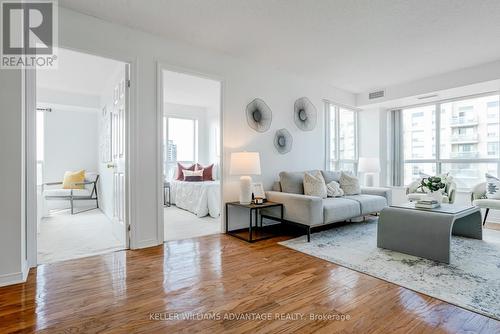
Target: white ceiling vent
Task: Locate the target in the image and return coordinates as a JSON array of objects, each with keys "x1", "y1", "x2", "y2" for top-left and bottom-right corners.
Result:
[{"x1": 368, "y1": 90, "x2": 385, "y2": 100}]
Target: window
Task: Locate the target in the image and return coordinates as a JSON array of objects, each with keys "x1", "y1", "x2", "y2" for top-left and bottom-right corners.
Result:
[
  {"x1": 326, "y1": 102, "x2": 358, "y2": 172},
  {"x1": 163, "y1": 117, "x2": 198, "y2": 179},
  {"x1": 488, "y1": 142, "x2": 499, "y2": 156},
  {"x1": 398, "y1": 93, "x2": 500, "y2": 189}
]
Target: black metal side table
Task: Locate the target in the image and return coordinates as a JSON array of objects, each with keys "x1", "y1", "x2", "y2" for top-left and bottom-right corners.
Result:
[{"x1": 225, "y1": 201, "x2": 283, "y2": 243}]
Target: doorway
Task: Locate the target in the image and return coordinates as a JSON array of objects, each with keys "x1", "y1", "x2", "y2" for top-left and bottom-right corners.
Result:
[
  {"x1": 160, "y1": 68, "x2": 223, "y2": 241},
  {"x1": 34, "y1": 48, "x2": 129, "y2": 264}
]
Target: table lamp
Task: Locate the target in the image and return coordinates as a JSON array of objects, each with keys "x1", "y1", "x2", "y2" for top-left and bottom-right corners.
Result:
[
  {"x1": 358, "y1": 157, "x2": 380, "y2": 187},
  {"x1": 230, "y1": 152, "x2": 261, "y2": 204}
]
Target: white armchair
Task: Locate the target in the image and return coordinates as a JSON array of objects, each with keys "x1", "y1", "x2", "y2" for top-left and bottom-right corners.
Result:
[
  {"x1": 406, "y1": 178, "x2": 457, "y2": 204},
  {"x1": 470, "y1": 182, "x2": 499, "y2": 226}
]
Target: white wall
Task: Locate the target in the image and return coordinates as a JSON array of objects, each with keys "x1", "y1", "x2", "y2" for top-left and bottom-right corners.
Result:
[
  {"x1": 52, "y1": 7, "x2": 355, "y2": 248},
  {"x1": 43, "y1": 110, "x2": 99, "y2": 183},
  {"x1": 0, "y1": 69, "x2": 27, "y2": 286},
  {"x1": 0, "y1": 6, "x2": 355, "y2": 282},
  {"x1": 207, "y1": 102, "x2": 221, "y2": 178},
  {"x1": 358, "y1": 107, "x2": 388, "y2": 187}
]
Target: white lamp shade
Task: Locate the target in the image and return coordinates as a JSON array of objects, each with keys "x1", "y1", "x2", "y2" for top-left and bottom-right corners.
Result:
[
  {"x1": 230, "y1": 152, "x2": 261, "y2": 175},
  {"x1": 358, "y1": 157, "x2": 380, "y2": 173}
]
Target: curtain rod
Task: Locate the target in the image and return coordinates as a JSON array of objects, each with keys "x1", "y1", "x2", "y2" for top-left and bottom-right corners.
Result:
[{"x1": 36, "y1": 107, "x2": 52, "y2": 112}]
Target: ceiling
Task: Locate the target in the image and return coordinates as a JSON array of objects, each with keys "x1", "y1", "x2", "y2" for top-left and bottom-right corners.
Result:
[
  {"x1": 37, "y1": 48, "x2": 124, "y2": 96},
  {"x1": 60, "y1": 0, "x2": 500, "y2": 93},
  {"x1": 163, "y1": 70, "x2": 221, "y2": 109}
]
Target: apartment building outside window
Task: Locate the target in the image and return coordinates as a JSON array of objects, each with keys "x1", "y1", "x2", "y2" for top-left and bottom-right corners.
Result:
[
  {"x1": 399, "y1": 93, "x2": 500, "y2": 189},
  {"x1": 325, "y1": 102, "x2": 358, "y2": 172}
]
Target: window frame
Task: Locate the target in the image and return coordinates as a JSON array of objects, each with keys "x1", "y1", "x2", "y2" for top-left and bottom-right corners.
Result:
[
  {"x1": 165, "y1": 116, "x2": 198, "y2": 163},
  {"x1": 396, "y1": 91, "x2": 500, "y2": 190},
  {"x1": 325, "y1": 101, "x2": 359, "y2": 172}
]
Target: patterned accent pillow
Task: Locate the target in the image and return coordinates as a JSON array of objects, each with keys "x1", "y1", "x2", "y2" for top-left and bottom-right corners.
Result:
[
  {"x1": 176, "y1": 163, "x2": 195, "y2": 181},
  {"x1": 485, "y1": 173, "x2": 500, "y2": 199},
  {"x1": 326, "y1": 181, "x2": 344, "y2": 197},
  {"x1": 183, "y1": 169, "x2": 204, "y2": 182},
  {"x1": 303, "y1": 170, "x2": 327, "y2": 198},
  {"x1": 339, "y1": 171, "x2": 360, "y2": 195}
]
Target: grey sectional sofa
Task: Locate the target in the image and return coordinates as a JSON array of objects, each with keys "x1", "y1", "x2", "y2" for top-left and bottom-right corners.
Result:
[{"x1": 264, "y1": 170, "x2": 392, "y2": 241}]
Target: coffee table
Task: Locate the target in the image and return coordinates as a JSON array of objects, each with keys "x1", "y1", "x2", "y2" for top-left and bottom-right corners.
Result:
[{"x1": 377, "y1": 203, "x2": 482, "y2": 264}]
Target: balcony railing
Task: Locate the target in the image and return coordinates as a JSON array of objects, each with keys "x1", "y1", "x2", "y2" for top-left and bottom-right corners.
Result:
[
  {"x1": 449, "y1": 151, "x2": 479, "y2": 159},
  {"x1": 450, "y1": 133, "x2": 479, "y2": 143},
  {"x1": 449, "y1": 117, "x2": 478, "y2": 126}
]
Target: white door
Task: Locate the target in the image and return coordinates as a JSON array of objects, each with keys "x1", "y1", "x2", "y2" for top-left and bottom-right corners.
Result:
[{"x1": 110, "y1": 64, "x2": 129, "y2": 247}]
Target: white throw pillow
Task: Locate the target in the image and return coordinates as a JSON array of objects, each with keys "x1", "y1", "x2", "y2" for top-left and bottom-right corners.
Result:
[
  {"x1": 486, "y1": 173, "x2": 500, "y2": 199},
  {"x1": 326, "y1": 181, "x2": 344, "y2": 197},
  {"x1": 303, "y1": 170, "x2": 327, "y2": 198},
  {"x1": 339, "y1": 171, "x2": 360, "y2": 195}
]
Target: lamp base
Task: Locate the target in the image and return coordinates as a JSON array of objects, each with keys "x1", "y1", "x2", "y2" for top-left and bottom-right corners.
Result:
[
  {"x1": 364, "y1": 173, "x2": 375, "y2": 187},
  {"x1": 239, "y1": 176, "x2": 253, "y2": 205}
]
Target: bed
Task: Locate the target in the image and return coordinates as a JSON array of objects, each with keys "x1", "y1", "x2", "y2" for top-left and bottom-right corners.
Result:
[{"x1": 169, "y1": 180, "x2": 220, "y2": 218}]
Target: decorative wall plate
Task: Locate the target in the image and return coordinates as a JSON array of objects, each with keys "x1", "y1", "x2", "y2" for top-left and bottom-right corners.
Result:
[
  {"x1": 246, "y1": 98, "x2": 272, "y2": 132},
  {"x1": 294, "y1": 97, "x2": 317, "y2": 131},
  {"x1": 274, "y1": 128, "x2": 293, "y2": 154}
]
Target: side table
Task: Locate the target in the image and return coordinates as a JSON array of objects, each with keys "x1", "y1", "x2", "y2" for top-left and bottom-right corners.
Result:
[
  {"x1": 225, "y1": 201, "x2": 283, "y2": 242},
  {"x1": 163, "y1": 182, "x2": 171, "y2": 207}
]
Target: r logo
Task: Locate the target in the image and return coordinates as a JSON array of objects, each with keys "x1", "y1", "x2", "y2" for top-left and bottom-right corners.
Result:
[{"x1": 2, "y1": 1, "x2": 54, "y2": 55}]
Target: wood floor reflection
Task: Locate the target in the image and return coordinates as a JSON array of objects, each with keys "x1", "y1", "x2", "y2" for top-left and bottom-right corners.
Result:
[{"x1": 0, "y1": 234, "x2": 499, "y2": 333}]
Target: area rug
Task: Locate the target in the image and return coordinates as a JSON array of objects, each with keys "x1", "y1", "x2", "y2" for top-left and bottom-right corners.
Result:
[
  {"x1": 279, "y1": 219, "x2": 500, "y2": 320},
  {"x1": 38, "y1": 209, "x2": 124, "y2": 264},
  {"x1": 164, "y1": 205, "x2": 221, "y2": 241}
]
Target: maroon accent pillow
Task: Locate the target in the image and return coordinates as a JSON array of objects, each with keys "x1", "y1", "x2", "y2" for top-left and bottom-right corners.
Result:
[
  {"x1": 195, "y1": 163, "x2": 214, "y2": 181},
  {"x1": 176, "y1": 163, "x2": 195, "y2": 181},
  {"x1": 184, "y1": 176, "x2": 203, "y2": 182}
]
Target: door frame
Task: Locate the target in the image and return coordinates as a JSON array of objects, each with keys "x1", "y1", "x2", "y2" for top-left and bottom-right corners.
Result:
[
  {"x1": 156, "y1": 62, "x2": 225, "y2": 243},
  {"x1": 25, "y1": 46, "x2": 137, "y2": 267}
]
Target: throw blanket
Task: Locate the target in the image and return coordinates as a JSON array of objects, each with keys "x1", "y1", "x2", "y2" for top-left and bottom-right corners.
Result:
[{"x1": 170, "y1": 180, "x2": 220, "y2": 218}]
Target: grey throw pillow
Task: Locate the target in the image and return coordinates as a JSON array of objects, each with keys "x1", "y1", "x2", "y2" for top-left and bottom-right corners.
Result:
[
  {"x1": 279, "y1": 171, "x2": 306, "y2": 194},
  {"x1": 321, "y1": 170, "x2": 342, "y2": 184},
  {"x1": 339, "y1": 171, "x2": 360, "y2": 195}
]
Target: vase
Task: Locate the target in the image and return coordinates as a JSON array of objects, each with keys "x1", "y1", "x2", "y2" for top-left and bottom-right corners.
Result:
[{"x1": 428, "y1": 190, "x2": 443, "y2": 204}]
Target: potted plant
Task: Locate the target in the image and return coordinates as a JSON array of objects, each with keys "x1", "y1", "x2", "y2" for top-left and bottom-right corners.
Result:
[{"x1": 417, "y1": 176, "x2": 447, "y2": 203}]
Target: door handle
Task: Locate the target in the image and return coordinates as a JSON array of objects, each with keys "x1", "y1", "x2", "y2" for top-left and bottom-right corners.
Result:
[{"x1": 107, "y1": 163, "x2": 116, "y2": 169}]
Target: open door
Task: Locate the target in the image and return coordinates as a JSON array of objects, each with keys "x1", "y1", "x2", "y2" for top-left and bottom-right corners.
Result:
[{"x1": 109, "y1": 64, "x2": 129, "y2": 247}]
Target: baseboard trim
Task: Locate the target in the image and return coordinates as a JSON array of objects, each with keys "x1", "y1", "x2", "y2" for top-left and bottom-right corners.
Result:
[
  {"x1": 0, "y1": 269, "x2": 29, "y2": 288},
  {"x1": 135, "y1": 238, "x2": 161, "y2": 249},
  {"x1": 22, "y1": 260, "x2": 29, "y2": 281}
]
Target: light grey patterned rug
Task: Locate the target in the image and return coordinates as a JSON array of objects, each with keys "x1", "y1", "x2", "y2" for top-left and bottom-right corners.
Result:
[{"x1": 279, "y1": 219, "x2": 500, "y2": 320}]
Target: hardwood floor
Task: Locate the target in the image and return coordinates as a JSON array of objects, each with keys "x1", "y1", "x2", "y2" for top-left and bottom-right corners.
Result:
[{"x1": 1, "y1": 234, "x2": 499, "y2": 333}]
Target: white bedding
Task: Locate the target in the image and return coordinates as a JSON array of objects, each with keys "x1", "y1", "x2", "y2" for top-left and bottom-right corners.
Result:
[{"x1": 170, "y1": 180, "x2": 220, "y2": 218}]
